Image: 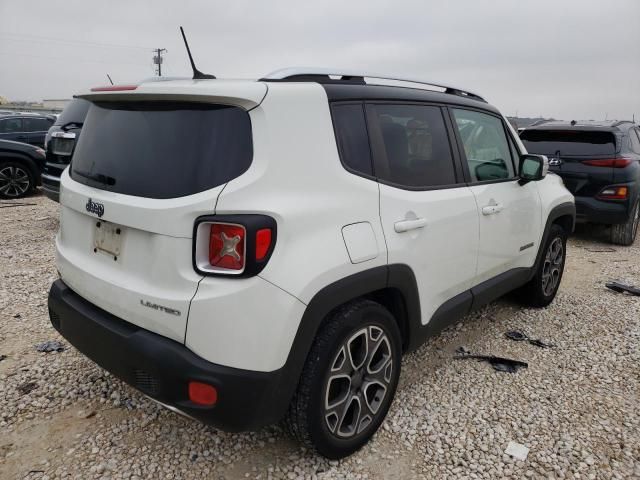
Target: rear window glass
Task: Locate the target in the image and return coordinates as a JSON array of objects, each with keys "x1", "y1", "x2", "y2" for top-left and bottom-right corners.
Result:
[
  {"x1": 71, "y1": 102, "x2": 253, "y2": 199},
  {"x1": 55, "y1": 98, "x2": 90, "y2": 126},
  {"x1": 520, "y1": 130, "x2": 616, "y2": 156},
  {"x1": 331, "y1": 104, "x2": 373, "y2": 176}
]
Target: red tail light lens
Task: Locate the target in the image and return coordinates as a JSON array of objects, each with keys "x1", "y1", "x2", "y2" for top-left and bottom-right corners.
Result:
[
  {"x1": 597, "y1": 186, "x2": 628, "y2": 200},
  {"x1": 188, "y1": 381, "x2": 218, "y2": 406},
  {"x1": 582, "y1": 158, "x2": 632, "y2": 168},
  {"x1": 255, "y1": 228, "x2": 272, "y2": 261},
  {"x1": 209, "y1": 224, "x2": 245, "y2": 270}
]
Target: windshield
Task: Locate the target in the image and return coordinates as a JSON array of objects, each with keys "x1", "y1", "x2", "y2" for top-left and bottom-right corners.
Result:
[
  {"x1": 70, "y1": 101, "x2": 253, "y2": 199},
  {"x1": 54, "y1": 98, "x2": 90, "y2": 126},
  {"x1": 520, "y1": 130, "x2": 617, "y2": 157}
]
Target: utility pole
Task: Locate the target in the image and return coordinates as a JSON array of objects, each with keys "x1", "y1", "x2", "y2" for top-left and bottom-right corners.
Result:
[{"x1": 153, "y1": 48, "x2": 167, "y2": 76}]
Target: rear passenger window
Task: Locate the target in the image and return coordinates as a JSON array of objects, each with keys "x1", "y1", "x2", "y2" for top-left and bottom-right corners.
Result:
[
  {"x1": 452, "y1": 109, "x2": 515, "y2": 182},
  {"x1": 368, "y1": 104, "x2": 456, "y2": 188},
  {"x1": 24, "y1": 118, "x2": 52, "y2": 132},
  {"x1": 331, "y1": 104, "x2": 373, "y2": 176}
]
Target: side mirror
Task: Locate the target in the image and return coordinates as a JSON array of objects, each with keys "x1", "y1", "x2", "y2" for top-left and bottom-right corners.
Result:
[{"x1": 519, "y1": 154, "x2": 548, "y2": 185}]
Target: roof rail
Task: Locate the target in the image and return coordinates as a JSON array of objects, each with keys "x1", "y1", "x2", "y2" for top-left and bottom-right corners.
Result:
[
  {"x1": 261, "y1": 67, "x2": 486, "y2": 102},
  {"x1": 611, "y1": 120, "x2": 634, "y2": 127}
]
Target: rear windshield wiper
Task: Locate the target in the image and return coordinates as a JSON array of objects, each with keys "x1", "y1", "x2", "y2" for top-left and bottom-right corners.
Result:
[
  {"x1": 59, "y1": 121, "x2": 84, "y2": 131},
  {"x1": 74, "y1": 169, "x2": 116, "y2": 186}
]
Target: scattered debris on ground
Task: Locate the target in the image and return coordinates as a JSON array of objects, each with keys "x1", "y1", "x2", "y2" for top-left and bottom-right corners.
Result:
[
  {"x1": 606, "y1": 281, "x2": 640, "y2": 296},
  {"x1": 35, "y1": 340, "x2": 66, "y2": 353},
  {"x1": 505, "y1": 441, "x2": 530, "y2": 461},
  {"x1": 454, "y1": 346, "x2": 528, "y2": 373},
  {"x1": 17, "y1": 382, "x2": 38, "y2": 395},
  {"x1": 504, "y1": 330, "x2": 554, "y2": 348}
]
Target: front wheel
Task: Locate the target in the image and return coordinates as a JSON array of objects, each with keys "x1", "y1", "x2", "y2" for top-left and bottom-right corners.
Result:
[
  {"x1": 286, "y1": 299, "x2": 402, "y2": 459},
  {"x1": 610, "y1": 199, "x2": 639, "y2": 246},
  {"x1": 516, "y1": 224, "x2": 567, "y2": 307}
]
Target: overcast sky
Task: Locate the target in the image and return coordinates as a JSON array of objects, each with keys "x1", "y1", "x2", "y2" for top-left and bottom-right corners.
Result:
[{"x1": 1, "y1": 0, "x2": 638, "y2": 120}]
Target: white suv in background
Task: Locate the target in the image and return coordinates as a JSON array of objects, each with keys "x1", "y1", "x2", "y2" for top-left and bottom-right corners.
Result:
[{"x1": 48, "y1": 69, "x2": 574, "y2": 458}]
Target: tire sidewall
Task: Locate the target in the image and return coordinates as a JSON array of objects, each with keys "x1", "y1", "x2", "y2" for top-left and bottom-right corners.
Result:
[{"x1": 307, "y1": 303, "x2": 402, "y2": 458}]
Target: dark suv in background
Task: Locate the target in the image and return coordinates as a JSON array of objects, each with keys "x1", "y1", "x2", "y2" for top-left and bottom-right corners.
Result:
[
  {"x1": 521, "y1": 120, "x2": 640, "y2": 245},
  {"x1": 42, "y1": 98, "x2": 90, "y2": 202},
  {"x1": 0, "y1": 114, "x2": 55, "y2": 147}
]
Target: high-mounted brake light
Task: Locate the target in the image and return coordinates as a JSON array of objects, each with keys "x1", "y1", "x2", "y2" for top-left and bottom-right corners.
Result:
[
  {"x1": 188, "y1": 381, "x2": 218, "y2": 406},
  {"x1": 209, "y1": 224, "x2": 245, "y2": 271},
  {"x1": 582, "y1": 158, "x2": 632, "y2": 168},
  {"x1": 90, "y1": 84, "x2": 138, "y2": 92},
  {"x1": 597, "y1": 186, "x2": 628, "y2": 200}
]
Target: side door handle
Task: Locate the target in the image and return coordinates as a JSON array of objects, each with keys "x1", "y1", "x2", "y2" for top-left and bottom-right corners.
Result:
[
  {"x1": 482, "y1": 203, "x2": 504, "y2": 215},
  {"x1": 394, "y1": 218, "x2": 427, "y2": 233}
]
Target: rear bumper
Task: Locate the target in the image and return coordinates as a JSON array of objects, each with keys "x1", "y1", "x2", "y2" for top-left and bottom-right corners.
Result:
[
  {"x1": 575, "y1": 196, "x2": 632, "y2": 224},
  {"x1": 48, "y1": 279, "x2": 292, "y2": 432},
  {"x1": 41, "y1": 174, "x2": 60, "y2": 202}
]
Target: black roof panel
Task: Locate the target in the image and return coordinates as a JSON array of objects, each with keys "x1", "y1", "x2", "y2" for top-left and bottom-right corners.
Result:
[{"x1": 320, "y1": 83, "x2": 500, "y2": 114}]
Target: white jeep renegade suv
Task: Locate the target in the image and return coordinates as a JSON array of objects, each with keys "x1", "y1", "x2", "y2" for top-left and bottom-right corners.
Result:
[{"x1": 48, "y1": 68, "x2": 575, "y2": 459}]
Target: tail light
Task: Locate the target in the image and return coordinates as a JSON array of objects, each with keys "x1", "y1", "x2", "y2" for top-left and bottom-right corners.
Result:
[
  {"x1": 582, "y1": 158, "x2": 632, "y2": 168},
  {"x1": 597, "y1": 186, "x2": 628, "y2": 200},
  {"x1": 193, "y1": 215, "x2": 276, "y2": 277}
]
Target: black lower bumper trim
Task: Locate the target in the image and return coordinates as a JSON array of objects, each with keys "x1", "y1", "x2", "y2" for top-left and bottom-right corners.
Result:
[
  {"x1": 575, "y1": 196, "x2": 631, "y2": 225},
  {"x1": 48, "y1": 280, "x2": 291, "y2": 432}
]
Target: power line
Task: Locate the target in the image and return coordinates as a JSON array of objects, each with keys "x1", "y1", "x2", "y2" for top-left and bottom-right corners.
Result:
[{"x1": 0, "y1": 32, "x2": 153, "y2": 50}]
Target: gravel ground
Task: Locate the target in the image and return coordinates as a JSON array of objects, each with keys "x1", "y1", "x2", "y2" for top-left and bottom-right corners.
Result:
[{"x1": 1, "y1": 193, "x2": 639, "y2": 480}]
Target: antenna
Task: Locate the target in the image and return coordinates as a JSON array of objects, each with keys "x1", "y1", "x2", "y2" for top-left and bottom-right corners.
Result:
[
  {"x1": 106, "y1": 74, "x2": 114, "y2": 85},
  {"x1": 179, "y1": 26, "x2": 215, "y2": 79}
]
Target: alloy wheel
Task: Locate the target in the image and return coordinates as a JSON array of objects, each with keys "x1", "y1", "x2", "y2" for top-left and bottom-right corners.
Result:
[
  {"x1": 0, "y1": 165, "x2": 31, "y2": 198},
  {"x1": 542, "y1": 237, "x2": 564, "y2": 296},
  {"x1": 324, "y1": 326, "x2": 393, "y2": 438}
]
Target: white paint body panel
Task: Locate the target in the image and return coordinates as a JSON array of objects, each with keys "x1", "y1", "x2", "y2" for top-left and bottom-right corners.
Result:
[
  {"x1": 378, "y1": 184, "x2": 479, "y2": 325},
  {"x1": 470, "y1": 180, "x2": 542, "y2": 283},
  {"x1": 342, "y1": 222, "x2": 379, "y2": 264}
]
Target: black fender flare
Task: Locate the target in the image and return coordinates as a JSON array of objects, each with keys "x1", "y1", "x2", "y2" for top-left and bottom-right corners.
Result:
[
  {"x1": 530, "y1": 201, "x2": 576, "y2": 279},
  {"x1": 269, "y1": 264, "x2": 420, "y2": 420}
]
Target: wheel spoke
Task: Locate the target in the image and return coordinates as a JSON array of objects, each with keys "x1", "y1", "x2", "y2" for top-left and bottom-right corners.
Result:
[{"x1": 347, "y1": 328, "x2": 368, "y2": 371}]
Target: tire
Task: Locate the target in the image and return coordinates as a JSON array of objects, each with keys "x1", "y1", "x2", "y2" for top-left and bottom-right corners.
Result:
[
  {"x1": 286, "y1": 299, "x2": 402, "y2": 459},
  {"x1": 610, "y1": 199, "x2": 639, "y2": 246},
  {"x1": 516, "y1": 224, "x2": 567, "y2": 308},
  {"x1": 0, "y1": 160, "x2": 35, "y2": 199}
]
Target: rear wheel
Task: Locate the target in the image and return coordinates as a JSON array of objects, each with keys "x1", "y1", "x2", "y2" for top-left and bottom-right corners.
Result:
[
  {"x1": 610, "y1": 199, "x2": 639, "y2": 246},
  {"x1": 0, "y1": 161, "x2": 35, "y2": 199},
  {"x1": 516, "y1": 224, "x2": 567, "y2": 307},
  {"x1": 286, "y1": 299, "x2": 402, "y2": 459}
]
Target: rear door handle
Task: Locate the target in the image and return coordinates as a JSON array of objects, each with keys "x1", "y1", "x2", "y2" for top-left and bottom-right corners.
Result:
[
  {"x1": 394, "y1": 218, "x2": 427, "y2": 233},
  {"x1": 482, "y1": 204, "x2": 504, "y2": 215}
]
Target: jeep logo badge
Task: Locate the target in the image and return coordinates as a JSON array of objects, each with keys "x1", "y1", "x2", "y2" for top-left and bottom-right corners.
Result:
[{"x1": 86, "y1": 198, "x2": 105, "y2": 218}]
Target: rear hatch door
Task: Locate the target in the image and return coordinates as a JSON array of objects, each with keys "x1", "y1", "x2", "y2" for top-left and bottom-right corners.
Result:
[
  {"x1": 57, "y1": 85, "x2": 262, "y2": 342},
  {"x1": 521, "y1": 129, "x2": 617, "y2": 196}
]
